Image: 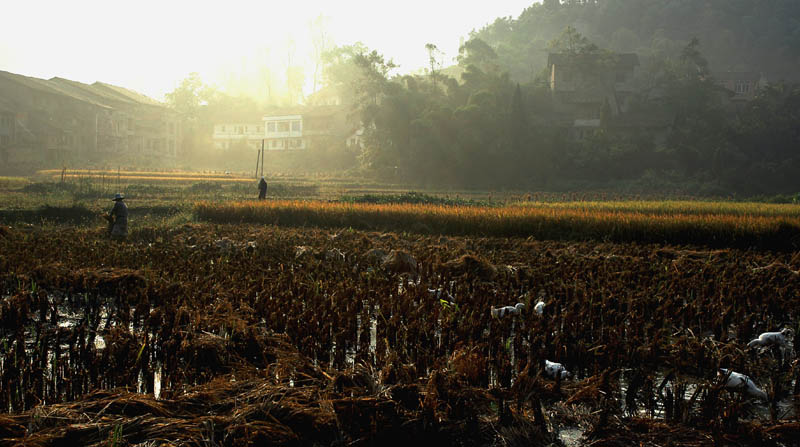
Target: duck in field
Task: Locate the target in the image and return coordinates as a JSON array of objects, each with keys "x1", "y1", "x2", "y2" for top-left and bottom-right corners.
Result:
[
  {"x1": 747, "y1": 328, "x2": 793, "y2": 348},
  {"x1": 534, "y1": 300, "x2": 545, "y2": 315},
  {"x1": 491, "y1": 302, "x2": 525, "y2": 318},
  {"x1": 718, "y1": 368, "x2": 768, "y2": 401},
  {"x1": 545, "y1": 360, "x2": 570, "y2": 379}
]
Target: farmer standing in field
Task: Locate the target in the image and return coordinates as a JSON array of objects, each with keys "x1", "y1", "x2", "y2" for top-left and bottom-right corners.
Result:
[
  {"x1": 258, "y1": 176, "x2": 268, "y2": 200},
  {"x1": 106, "y1": 193, "x2": 128, "y2": 239}
]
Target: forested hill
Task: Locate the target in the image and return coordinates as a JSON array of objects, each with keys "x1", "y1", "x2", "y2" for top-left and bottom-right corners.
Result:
[{"x1": 473, "y1": 0, "x2": 800, "y2": 82}]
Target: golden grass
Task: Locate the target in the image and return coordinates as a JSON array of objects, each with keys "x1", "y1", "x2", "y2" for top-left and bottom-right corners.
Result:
[
  {"x1": 37, "y1": 169, "x2": 250, "y2": 178},
  {"x1": 514, "y1": 200, "x2": 800, "y2": 218},
  {"x1": 0, "y1": 176, "x2": 31, "y2": 188},
  {"x1": 194, "y1": 200, "x2": 800, "y2": 249},
  {"x1": 54, "y1": 174, "x2": 255, "y2": 183}
]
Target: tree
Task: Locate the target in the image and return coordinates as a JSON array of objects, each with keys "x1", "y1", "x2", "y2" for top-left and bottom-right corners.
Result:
[
  {"x1": 425, "y1": 43, "x2": 444, "y2": 88},
  {"x1": 547, "y1": 26, "x2": 598, "y2": 55},
  {"x1": 165, "y1": 72, "x2": 208, "y2": 124},
  {"x1": 165, "y1": 73, "x2": 215, "y2": 157},
  {"x1": 457, "y1": 38, "x2": 498, "y2": 73},
  {"x1": 679, "y1": 37, "x2": 709, "y2": 80},
  {"x1": 309, "y1": 14, "x2": 333, "y2": 95}
]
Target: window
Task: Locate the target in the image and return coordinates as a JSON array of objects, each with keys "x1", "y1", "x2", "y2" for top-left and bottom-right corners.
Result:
[
  {"x1": 615, "y1": 72, "x2": 626, "y2": 83},
  {"x1": 278, "y1": 122, "x2": 289, "y2": 132},
  {"x1": 221, "y1": 125, "x2": 226, "y2": 132},
  {"x1": 291, "y1": 121, "x2": 301, "y2": 132},
  {"x1": 271, "y1": 140, "x2": 278, "y2": 148},
  {"x1": 257, "y1": 126, "x2": 262, "y2": 132},
  {"x1": 735, "y1": 81, "x2": 751, "y2": 94},
  {"x1": 245, "y1": 126, "x2": 248, "y2": 132},
  {"x1": 267, "y1": 122, "x2": 276, "y2": 132}
]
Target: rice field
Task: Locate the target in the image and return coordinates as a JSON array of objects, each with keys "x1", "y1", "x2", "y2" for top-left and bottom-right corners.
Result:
[
  {"x1": 1, "y1": 172, "x2": 800, "y2": 445},
  {"x1": 1, "y1": 220, "x2": 799, "y2": 446},
  {"x1": 37, "y1": 169, "x2": 256, "y2": 184},
  {"x1": 516, "y1": 200, "x2": 800, "y2": 218},
  {"x1": 195, "y1": 200, "x2": 800, "y2": 250}
]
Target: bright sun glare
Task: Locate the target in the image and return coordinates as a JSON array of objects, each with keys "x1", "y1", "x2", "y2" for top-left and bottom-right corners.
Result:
[{"x1": 0, "y1": 0, "x2": 535, "y2": 101}]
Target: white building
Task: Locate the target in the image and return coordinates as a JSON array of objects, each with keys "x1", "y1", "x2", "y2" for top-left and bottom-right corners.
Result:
[
  {"x1": 212, "y1": 123, "x2": 264, "y2": 150},
  {"x1": 263, "y1": 114, "x2": 306, "y2": 151}
]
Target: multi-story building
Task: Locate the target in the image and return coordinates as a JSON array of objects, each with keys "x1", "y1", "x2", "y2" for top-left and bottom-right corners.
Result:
[
  {"x1": 0, "y1": 70, "x2": 180, "y2": 165},
  {"x1": 263, "y1": 113, "x2": 306, "y2": 151},
  {"x1": 212, "y1": 123, "x2": 264, "y2": 150},
  {"x1": 211, "y1": 104, "x2": 359, "y2": 154}
]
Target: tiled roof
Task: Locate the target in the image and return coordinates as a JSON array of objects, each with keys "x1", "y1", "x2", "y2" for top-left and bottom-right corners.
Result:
[
  {"x1": 0, "y1": 70, "x2": 68, "y2": 97},
  {"x1": 92, "y1": 82, "x2": 165, "y2": 106},
  {"x1": 49, "y1": 77, "x2": 138, "y2": 107},
  {"x1": 1, "y1": 70, "x2": 164, "y2": 110}
]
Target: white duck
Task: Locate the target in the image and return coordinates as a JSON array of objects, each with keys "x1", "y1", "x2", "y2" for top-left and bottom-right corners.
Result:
[
  {"x1": 534, "y1": 300, "x2": 545, "y2": 315},
  {"x1": 491, "y1": 302, "x2": 525, "y2": 318},
  {"x1": 747, "y1": 328, "x2": 793, "y2": 348},
  {"x1": 718, "y1": 368, "x2": 768, "y2": 401},
  {"x1": 545, "y1": 360, "x2": 570, "y2": 379}
]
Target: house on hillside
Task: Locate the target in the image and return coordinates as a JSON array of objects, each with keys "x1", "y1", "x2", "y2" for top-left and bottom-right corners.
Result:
[
  {"x1": 715, "y1": 71, "x2": 766, "y2": 102},
  {"x1": 548, "y1": 52, "x2": 639, "y2": 117},
  {"x1": 305, "y1": 86, "x2": 345, "y2": 107},
  {"x1": 0, "y1": 70, "x2": 180, "y2": 164}
]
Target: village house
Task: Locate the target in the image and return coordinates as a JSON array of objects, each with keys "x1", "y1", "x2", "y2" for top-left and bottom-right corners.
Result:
[
  {"x1": 715, "y1": 71, "x2": 766, "y2": 102},
  {"x1": 0, "y1": 70, "x2": 180, "y2": 166},
  {"x1": 548, "y1": 52, "x2": 639, "y2": 119},
  {"x1": 546, "y1": 52, "x2": 650, "y2": 141},
  {"x1": 263, "y1": 113, "x2": 305, "y2": 151},
  {"x1": 212, "y1": 123, "x2": 264, "y2": 150}
]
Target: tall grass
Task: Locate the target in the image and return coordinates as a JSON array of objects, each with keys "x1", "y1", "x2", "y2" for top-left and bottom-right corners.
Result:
[
  {"x1": 514, "y1": 200, "x2": 800, "y2": 218},
  {"x1": 52, "y1": 174, "x2": 255, "y2": 184},
  {"x1": 195, "y1": 200, "x2": 800, "y2": 249},
  {"x1": 0, "y1": 177, "x2": 31, "y2": 189}
]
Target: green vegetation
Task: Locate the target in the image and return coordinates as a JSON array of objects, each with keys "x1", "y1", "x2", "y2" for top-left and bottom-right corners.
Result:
[{"x1": 281, "y1": 0, "x2": 800, "y2": 196}]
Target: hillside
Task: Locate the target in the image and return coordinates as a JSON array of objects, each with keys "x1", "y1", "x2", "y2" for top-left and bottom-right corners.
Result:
[{"x1": 472, "y1": 0, "x2": 800, "y2": 82}]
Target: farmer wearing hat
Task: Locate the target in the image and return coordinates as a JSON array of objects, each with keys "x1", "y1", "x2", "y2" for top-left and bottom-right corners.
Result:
[{"x1": 106, "y1": 193, "x2": 128, "y2": 239}]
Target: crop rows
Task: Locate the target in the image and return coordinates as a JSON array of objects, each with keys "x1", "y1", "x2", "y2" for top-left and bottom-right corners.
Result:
[
  {"x1": 195, "y1": 200, "x2": 800, "y2": 250},
  {"x1": 1, "y1": 223, "x2": 799, "y2": 445}
]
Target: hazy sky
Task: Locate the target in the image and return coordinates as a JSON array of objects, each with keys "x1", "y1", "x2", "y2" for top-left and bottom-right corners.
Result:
[{"x1": 0, "y1": 0, "x2": 536, "y2": 101}]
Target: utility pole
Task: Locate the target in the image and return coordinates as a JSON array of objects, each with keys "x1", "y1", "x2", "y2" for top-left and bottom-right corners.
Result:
[
  {"x1": 254, "y1": 142, "x2": 262, "y2": 178},
  {"x1": 260, "y1": 139, "x2": 265, "y2": 178}
]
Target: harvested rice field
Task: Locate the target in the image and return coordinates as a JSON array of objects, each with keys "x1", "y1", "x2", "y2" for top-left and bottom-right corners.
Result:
[{"x1": 1, "y1": 217, "x2": 800, "y2": 446}]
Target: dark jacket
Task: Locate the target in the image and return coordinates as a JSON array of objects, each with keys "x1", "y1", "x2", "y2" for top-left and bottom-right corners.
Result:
[{"x1": 258, "y1": 178, "x2": 268, "y2": 198}]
